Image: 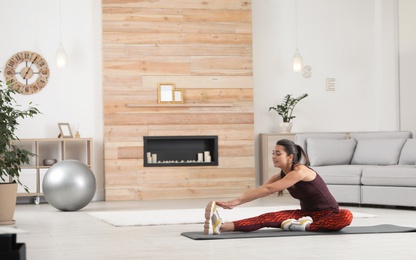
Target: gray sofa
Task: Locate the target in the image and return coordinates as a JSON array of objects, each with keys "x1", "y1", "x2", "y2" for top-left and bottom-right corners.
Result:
[{"x1": 295, "y1": 131, "x2": 416, "y2": 207}]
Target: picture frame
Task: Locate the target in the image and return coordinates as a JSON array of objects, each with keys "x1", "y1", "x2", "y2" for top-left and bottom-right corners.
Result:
[
  {"x1": 173, "y1": 89, "x2": 184, "y2": 103},
  {"x1": 58, "y1": 123, "x2": 73, "y2": 138},
  {"x1": 158, "y1": 83, "x2": 175, "y2": 103}
]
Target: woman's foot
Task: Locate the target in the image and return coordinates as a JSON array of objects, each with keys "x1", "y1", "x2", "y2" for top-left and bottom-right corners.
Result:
[
  {"x1": 204, "y1": 201, "x2": 223, "y2": 235},
  {"x1": 281, "y1": 218, "x2": 297, "y2": 231},
  {"x1": 282, "y1": 216, "x2": 313, "y2": 231}
]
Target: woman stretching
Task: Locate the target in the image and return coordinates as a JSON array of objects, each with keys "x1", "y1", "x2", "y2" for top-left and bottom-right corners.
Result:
[{"x1": 204, "y1": 139, "x2": 353, "y2": 235}]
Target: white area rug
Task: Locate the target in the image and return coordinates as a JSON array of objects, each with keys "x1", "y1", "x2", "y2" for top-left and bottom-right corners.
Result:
[{"x1": 88, "y1": 206, "x2": 378, "y2": 227}]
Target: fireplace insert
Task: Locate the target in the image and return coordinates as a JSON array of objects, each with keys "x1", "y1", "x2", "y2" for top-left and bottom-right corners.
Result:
[{"x1": 143, "y1": 136, "x2": 218, "y2": 167}]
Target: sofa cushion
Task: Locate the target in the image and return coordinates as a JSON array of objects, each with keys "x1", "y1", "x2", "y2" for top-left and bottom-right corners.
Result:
[
  {"x1": 311, "y1": 165, "x2": 364, "y2": 185},
  {"x1": 361, "y1": 166, "x2": 416, "y2": 187},
  {"x1": 349, "y1": 131, "x2": 412, "y2": 140},
  {"x1": 351, "y1": 138, "x2": 406, "y2": 165},
  {"x1": 327, "y1": 185, "x2": 361, "y2": 204},
  {"x1": 295, "y1": 133, "x2": 346, "y2": 152},
  {"x1": 307, "y1": 138, "x2": 357, "y2": 166},
  {"x1": 361, "y1": 186, "x2": 416, "y2": 207},
  {"x1": 399, "y1": 139, "x2": 416, "y2": 165}
]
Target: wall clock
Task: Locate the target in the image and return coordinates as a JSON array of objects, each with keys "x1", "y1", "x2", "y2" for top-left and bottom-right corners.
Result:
[{"x1": 4, "y1": 51, "x2": 50, "y2": 95}]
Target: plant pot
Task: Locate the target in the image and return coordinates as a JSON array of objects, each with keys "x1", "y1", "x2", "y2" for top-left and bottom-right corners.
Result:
[
  {"x1": 0, "y1": 183, "x2": 17, "y2": 225},
  {"x1": 279, "y1": 122, "x2": 293, "y2": 133}
]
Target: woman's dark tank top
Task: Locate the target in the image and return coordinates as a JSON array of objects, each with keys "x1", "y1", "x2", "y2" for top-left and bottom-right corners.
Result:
[{"x1": 281, "y1": 169, "x2": 339, "y2": 212}]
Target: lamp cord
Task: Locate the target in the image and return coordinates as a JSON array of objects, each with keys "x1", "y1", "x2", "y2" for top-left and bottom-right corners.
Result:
[
  {"x1": 59, "y1": 0, "x2": 62, "y2": 41},
  {"x1": 295, "y1": 0, "x2": 298, "y2": 49}
]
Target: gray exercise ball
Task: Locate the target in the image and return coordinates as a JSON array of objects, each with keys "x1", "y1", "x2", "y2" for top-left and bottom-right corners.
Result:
[{"x1": 42, "y1": 160, "x2": 96, "y2": 211}]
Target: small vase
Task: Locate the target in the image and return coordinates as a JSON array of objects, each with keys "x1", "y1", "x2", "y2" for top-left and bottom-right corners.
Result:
[{"x1": 279, "y1": 122, "x2": 293, "y2": 133}]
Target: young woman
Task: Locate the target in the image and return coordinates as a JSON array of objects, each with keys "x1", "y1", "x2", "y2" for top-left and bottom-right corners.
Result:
[{"x1": 204, "y1": 139, "x2": 353, "y2": 235}]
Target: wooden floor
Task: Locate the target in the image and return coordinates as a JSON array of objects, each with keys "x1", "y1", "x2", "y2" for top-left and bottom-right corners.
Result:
[{"x1": 11, "y1": 196, "x2": 416, "y2": 259}]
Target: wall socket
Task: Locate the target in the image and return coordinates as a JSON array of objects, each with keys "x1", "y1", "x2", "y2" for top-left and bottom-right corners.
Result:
[{"x1": 326, "y1": 78, "x2": 335, "y2": 91}]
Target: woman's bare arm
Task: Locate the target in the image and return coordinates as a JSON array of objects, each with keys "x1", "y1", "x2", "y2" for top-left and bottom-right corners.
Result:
[{"x1": 217, "y1": 167, "x2": 310, "y2": 209}]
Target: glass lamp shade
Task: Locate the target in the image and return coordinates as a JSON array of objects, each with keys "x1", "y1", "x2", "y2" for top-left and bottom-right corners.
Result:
[
  {"x1": 56, "y1": 43, "x2": 68, "y2": 68},
  {"x1": 292, "y1": 48, "x2": 304, "y2": 72}
]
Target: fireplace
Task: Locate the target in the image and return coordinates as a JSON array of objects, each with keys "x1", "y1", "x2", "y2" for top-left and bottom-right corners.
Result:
[{"x1": 143, "y1": 136, "x2": 218, "y2": 167}]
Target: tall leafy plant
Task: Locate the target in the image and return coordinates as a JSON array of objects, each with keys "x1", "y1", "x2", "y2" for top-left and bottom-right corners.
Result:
[
  {"x1": 269, "y1": 93, "x2": 308, "y2": 123},
  {"x1": 0, "y1": 78, "x2": 40, "y2": 191}
]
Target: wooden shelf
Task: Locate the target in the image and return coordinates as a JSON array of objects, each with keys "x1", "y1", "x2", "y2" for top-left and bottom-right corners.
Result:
[
  {"x1": 126, "y1": 103, "x2": 233, "y2": 108},
  {"x1": 14, "y1": 138, "x2": 93, "y2": 203}
]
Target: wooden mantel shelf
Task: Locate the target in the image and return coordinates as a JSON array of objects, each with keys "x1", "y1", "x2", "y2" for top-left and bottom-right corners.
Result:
[{"x1": 126, "y1": 103, "x2": 234, "y2": 108}]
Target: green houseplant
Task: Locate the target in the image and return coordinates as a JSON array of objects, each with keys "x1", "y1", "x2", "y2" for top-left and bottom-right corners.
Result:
[
  {"x1": 0, "y1": 77, "x2": 40, "y2": 224},
  {"x1": 269, "y1": 93, "x2": 308, "y2": 132}
]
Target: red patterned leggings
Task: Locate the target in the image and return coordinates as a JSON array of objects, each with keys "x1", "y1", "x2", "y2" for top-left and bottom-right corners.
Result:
[{"x1": 233, "y1": 209, "x2": 353, "y2": 232}]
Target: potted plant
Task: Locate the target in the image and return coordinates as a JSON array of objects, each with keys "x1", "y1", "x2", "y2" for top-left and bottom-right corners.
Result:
[
  {"x1": 269, "y1": 93, "x2": 308, "y2": 132},
  {"x1": 0, "y1": 77, "x2": 40, "y2": 225}
]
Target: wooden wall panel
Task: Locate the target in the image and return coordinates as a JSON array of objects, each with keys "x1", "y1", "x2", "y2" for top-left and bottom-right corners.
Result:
[{"x1": 102, "y1": 0, "x2": 254, "y2": 201}]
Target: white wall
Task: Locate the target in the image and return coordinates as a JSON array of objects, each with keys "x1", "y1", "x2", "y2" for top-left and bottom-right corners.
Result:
[
  {"x1": 399, "y1": 0, "x2": 416, "y2": 133},
  {"x1": 1, "y1": 0, "x2": 412, "y2": 194},
  {"x1": 253, "y1": 0, "x2": 399, "y2": 134},
  {"x1": 252, "y1": 0, "x2": 405, "y2": 183},
  {"x1": 0, "y1": 0, "x2": 104, "y2": 200}
]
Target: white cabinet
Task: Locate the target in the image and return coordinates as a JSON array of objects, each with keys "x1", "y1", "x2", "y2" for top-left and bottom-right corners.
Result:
[
  {"x1": 259, "y1": 133, "x2": 295, "y2": 184},
  {"x1": 14, "y1": 138, "x2": 93, "y2": 202}
]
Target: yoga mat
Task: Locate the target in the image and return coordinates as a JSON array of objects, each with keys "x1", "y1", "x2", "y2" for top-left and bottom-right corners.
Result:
[{"x1": 181, "y1": 224, "x2": 416, "y2": 240}]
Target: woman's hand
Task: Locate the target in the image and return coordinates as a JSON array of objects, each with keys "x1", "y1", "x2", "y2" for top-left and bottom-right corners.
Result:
[{"x1": 216, "y1": 199, "x2": 240, "y2": 209}]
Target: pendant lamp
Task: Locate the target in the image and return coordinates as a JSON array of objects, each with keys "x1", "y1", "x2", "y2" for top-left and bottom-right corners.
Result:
[
  {"x1": 293, "y1": 48, "x2": 304, "y2": 72},
  {"x1": 293, "y1": 0, "x2": 303, "y2": 72}
]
